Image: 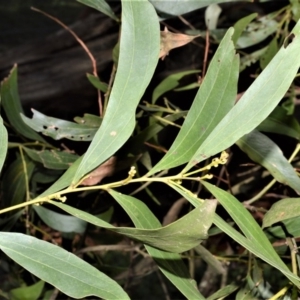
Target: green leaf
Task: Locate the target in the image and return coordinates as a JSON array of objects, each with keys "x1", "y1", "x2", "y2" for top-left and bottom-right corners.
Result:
[
  {"x1": 33, "y1": 205, "x2": 87, "y2": 233},
  {"x1": 260, "y1": 37, "x2": 278, "y2": 69},
  {"x1": 207, "y1": 285, "x2": 238, "y2": 300},
  {"x1": 240, "y1": 46, "x2": 268, "y2": 72},
  {"x1": 257, "y1": 106, "x2": 300, "y2": 139},
  {"x1": 74, "y1": 113, "x2": 102, "y2": 127},
  {"x1": 0, "y1": 66, "x2": 45, "y2": 143},
  {"x1": 152, "y1": 70, "x2": 200, "y2": 104},
  {"x1": 73, "y1": 0, "x2": 160, "y2": 184},
  {"x1": 10, "y1": 281, "x2": 44, "y2": 300},
  {"x1": 49, "y1": 197, "x2": 216, "y2": 253},
  {"x1": 150, "y1": 0, "x2": 245, "y2": 17},
  {"x1": 0, "y1": 115, "x2": 7, "y2": 173},
  {"x1": 236, "y1": 15, "x2": 278, "y2": 49},
  {"x1": 263, "y1": 198, "x2": 300, "y2": 228},
  {"x1": 169, "y1": 182, "x2": 300, "y2": 287},
  {"x1": 201, "y1": 181, "x2": 300, "y2": 287},
  {"x1": 109, "y1": 190, "x2": 205, "y2": 300},
  {"x1": 236, "y1": 130, "x2": 300, "y2": 193},
  {"x1": 86, "y1": 74, "x2": 108, "y2": 93},
  {"x1": 232, "y1": 13, "x2": 257, "y2": 46},
  {"x1": 23, "y1": 147, "x2": 79, "y2": 170},
  {"x1": 184, "y1": 19, "x2": 300, "y2": 173},
  {"x1": 21, "y1": 109, "x2": 96, "y2": 141},
  {"x1": 0, "y1": 232, "x2": 129, "y2": 299},
  {"x1": 77, "y1": 0, "x2": 119, "y2": 21},
  {"x1": 149, "y1": 28, "x2": 238, "y2": 174}
]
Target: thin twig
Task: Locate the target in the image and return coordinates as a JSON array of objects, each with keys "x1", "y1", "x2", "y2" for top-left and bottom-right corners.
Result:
[
  {"x1": 31, "y1": 7, "x2": 103, "y2": 116},
  {"x1": 201, "y1": 30, "x2": 210, "y2": 83}
]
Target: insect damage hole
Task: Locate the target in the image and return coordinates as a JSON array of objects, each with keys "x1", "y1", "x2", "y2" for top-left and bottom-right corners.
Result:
[{"x1": 284, "y1": 33, "x2": 295, "y2": 48}]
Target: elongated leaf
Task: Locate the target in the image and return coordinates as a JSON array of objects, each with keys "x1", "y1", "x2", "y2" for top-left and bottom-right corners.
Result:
[
  {"x1": 0, "y1": 233, "x2": 129, "y2": 299},
  {"x1": 49, "y1": 198, "x2": 216, "y2": 253},
  {"x1": 10, "y1": 281, "x2": 44, "y2": 300},
  {"x1": 169, "y1": 182, "x2": 300, "y2": 286},
  {"x1": 263, "y1": 198, "x2": 300, "y2": 228},
  {"x1": 109, "y1": 190, "x2": 205, "y2": 299},
  {"x1": 24, "y1": 148, "x2": 79, "y2": 170},
  {"x1": 232, "y1": 13, "x2": 257, "y2": 46},
  {"x1": 33, "y1": 205, "x2": 87, "y2": 233},
  {"x1": 77, "y1": 0, "x2": 119, "y2": 21},
  {"x1": 86, "y1": 74, "x2": 108, "y2": 93},
  {"x1": 149, "y1": 28, "x2": 238, "y2": 175},
  {"x1": 236, "y1": 15, "x2": 278, "y2": 49},
  {"x1": 74, "y1": 113, "x2": 102, "y2": 128},
  {"x1": 150, "y1": 0, "x2": 244, "y2": 16},
  {"x1": 0, "y1": 115, "x2": 7, "y2": 173},
  {"x1": 236, "y1": 130, "x2": 300, "y2": 193},
  {"x1": 207, "y1": 285, "x2": 238, "y2": 300},
  {"x1": 73, "y1": 0, "x2": 160, "y2": 184},
  {"x1": 0, "y1": 67, "x2": 45, "y2": 143},
  {"x1": 260, "y1": 37, "x2": 278, "y2": 69},
  {"x1": 201, "y1": 181, "x2": 300, "y2": 287},
  {"x1": 184, "y1": 20, "x2": 300, "y2": 173},
  {"x1": 21, "y1": 110, "x2": 96, "y2": 141},
  {"x1": 152, "y1": 70, "x2": 200, "y2": 104}
]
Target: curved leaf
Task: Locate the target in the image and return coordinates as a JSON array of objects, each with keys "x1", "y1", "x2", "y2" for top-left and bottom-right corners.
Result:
[
  {"x1": 0, "y1": 66, "x2": 45, "y2": 143},
  {"x1": 33, "y1": 205, "x2": 87, "y2": 233},
  {"x1": 236, "y1": 130, "x2": 300, "y2": 193},
  {"x1": 184, "y1": 19, "x2": 300, "y2": 172},
  {"x1": 150, "y1": 28, "x2": 238, "y2": 174},
  {"x1": 109, "y1": 190, "x2": 206, "y2": 300},
  {"x1": 49, "y1": 197, "x2": 216, "y2": 253},
  {"x1": 0, "y1": 232, "x2": 129, "y2": 299},
  {"x1": 263, "y1": 198, "x2": 300, "y2": 228},
  {"x1": 73, "y1": 0, "x2": 160, "y2": 184},
  {"x1": 10, "y1": 281, "x2": 44, "y2": 300}
]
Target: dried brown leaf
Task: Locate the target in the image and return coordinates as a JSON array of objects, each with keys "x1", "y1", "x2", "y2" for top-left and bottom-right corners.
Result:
[
  {"x1": 160, "y1": 27, "x2": 200, "y2": 60},
  {"x1": 81, "y1": 156, "x2": 117, "y2": 186}
]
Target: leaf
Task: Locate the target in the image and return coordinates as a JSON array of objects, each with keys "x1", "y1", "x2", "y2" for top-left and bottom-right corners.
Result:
[
  {"x1": 49, "y1": 197, "x2": 216, "y2": 253},
  {"x1": 23, "y1": 148, "x2": 79, "y2": 170},
  {"x1": 152, "y1": 70, "x2": 200, "y2": 104},
  {"x1": 263, "y1": 198, "x2": 300, "y2": 228},
  {"x1": 86, "y1": 74, "x2": 108, "y2": 93},
  {"x1": 184, "y1": 19, "x2": 300, "y2": 173},
  {"x1": 260, "y1": 37, "x2": 278, "y2": 69},
  {"x1": 109, "y1": 190, "x2": 205, "y2": 299},
  {"x1": 236, "y1": 130, "x2": 300, "y2": 193},
  {"x1": 21, "y1": 109, "x2": 97, "y2": 141},
  {"x1": 150, "y1": 0, "x2": 245, "y2": 17},
  {"x1": 160, "y1": 28, "x2": 199, "y2": 59},
  {"x1": 236, "y1": 15, "x2": 278, "y2": 49},
  {"x1": 0, "y1": 66, "x2": 45, "y2": 143},
  {"x1": 10, "y1": 281, "x2": 44, "y2": 300},
  {"x1": 80, "y1": 156, "x2": 116, "y2": 186},
  {"x1": 207, "y1": 285, "x2": 238, "y2": 300},
  {"x1": 201, "y1": 181, "x2": 300, "y2": 287},
  {"x1": 0, "y1": 115, "x2": 7, "y2": 173},
  {"x1": 257, "y1": 106, "x2": 300, "y2": 139},
  {"x1": 76, "y1": 0, "x2": 119, "y2": 21},
  {"x1": 0, "y1": 232, "x2": 129, "y2": 299},
  {"x1": 72, "y1": 0, "x2": 160, "y2": 184},
  {"x1": 33, "y1": 205, "x2": 87, "y2": 233},
  {"x1": 149, "y1": 28, "x2": 238, "y2": 174},
  {"x1": 232, "y1": 13, "x2": 257, "y2": 46},
  {"x1": 239, "y1": 46, "x2": 268, "y2": 72},
  {"x1": 74, "y1": 113, "x2": 102, "y2": 127},
  {"x1": 169, "y1": 182, "x2": 300, "y2": 287}
]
